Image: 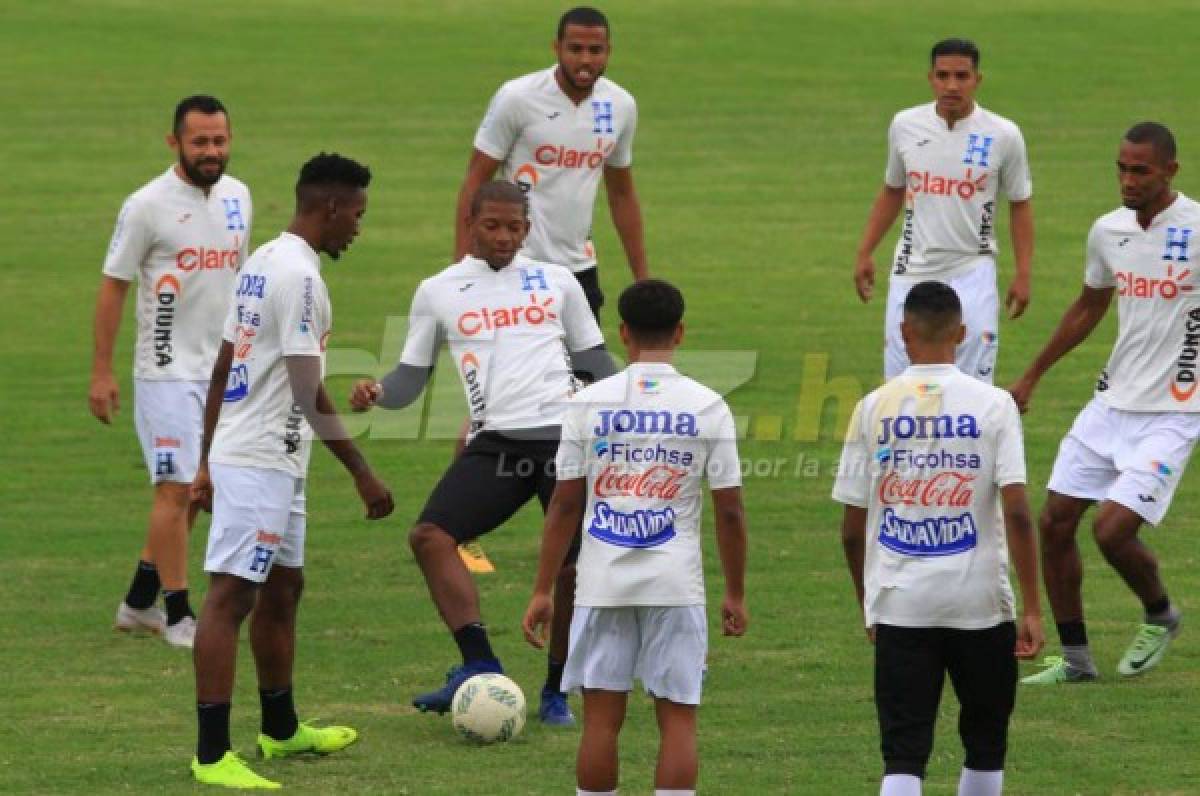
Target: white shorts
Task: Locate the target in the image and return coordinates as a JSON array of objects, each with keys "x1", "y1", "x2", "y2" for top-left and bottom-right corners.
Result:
[
  {"x1": 562, "y1": 605, "x2": 708, "y2": 706},
  {"x1": 204, "y1": 463, "x2": 306, "y2": 583},
  {"x1": 1047, "y1": 398, "x2": 1200, "y2": 525},
  {"x1": 134, "y1": 379, "x2": 208, "y2": 484},
  {"x1": 885, "y1": 259, "x2": 999, "y2": 383}
]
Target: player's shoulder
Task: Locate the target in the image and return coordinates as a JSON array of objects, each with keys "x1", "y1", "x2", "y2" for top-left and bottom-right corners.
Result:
[
  {"x1": 973, "y1": 105, "x2": 1025, "y2": 140},
  {"x1": 214, "y1": 173, "x2": 251, "y2": 198},
  {"x1": 1091, "y1": 205, "x2": 1137, "y2": 234},
  {"x1": 493, "y1": 68, "x2": 555, "y2": 101},
  {"x1": 1171, "y1": 192, "x2": 1200, "y2": 222},
  {"x1": 890, "y1": 102, "x2": 935, "y2": 129},
  {"x1": 594, "y1": 76, "x2": 636, "y2": 107},
  {"x1": 122, "y1": 168, "x2": 175, "y2": 208}
]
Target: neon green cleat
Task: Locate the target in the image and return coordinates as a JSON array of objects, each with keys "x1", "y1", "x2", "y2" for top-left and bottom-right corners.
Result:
[
  {"x1": 1117, "y1": 621, "x2": 1180, "y2": 677},
  {"x1": 191, "y1": 751, "x2": 281, "y2": 790},
  {"x1": 1020, "y1": 655, "x2": 1098, "y2": 685},
  {"x1": 257, "y1": 720, "x2": 359, "y2": 760}
]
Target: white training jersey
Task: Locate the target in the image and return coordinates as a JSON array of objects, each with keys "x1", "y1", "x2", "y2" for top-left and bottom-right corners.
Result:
[
  {"x1": 557, "y1": 363, "x2": 742, "y2": 607},
  {"x1": 1085, "y1": 194, "x2": 1200, "y2": 413},
  {"x1": 885, "y1": 102, "x2": 1031, "y2": 280},
  {"x1": 474, "y1": 67, "x2": 637, "y2": 273},
  {"x1": 209, "y1": 233, "x2": 331, "y2": 479},
  {"x1": 102, "y1": 166, "x2": 252, "y2": 381},
  {"x1": 832, "y1": 364, "x2": 1026, "y2": 630},
  {"x1": 399, "y1": 254, "x2": 604, "y2": 431}
]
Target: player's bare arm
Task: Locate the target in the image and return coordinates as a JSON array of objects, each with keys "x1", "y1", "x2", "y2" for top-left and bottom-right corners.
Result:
[
  {"x1": 1000, "y1": 483, "x2": 1044, "y2": 659},
  {"x1": 89, "y1": 275, "x2": 131, "y2": 424},
  {"x1": 854, "y1": 184, "x2": 906, "y2": 303},
  {"x1": 711, "y1": 486, "x2": 748, "y2": 637},
  {"x1": 192, "y1": 340, "x2": 235, "y2": 512},
  {"x1": 454, "y1": 149, "x2": 502, "y2": 260},
  {"x1": 522, "y1": 477, "x2": 587, "y2": 649},
  {"x1": 840, "y1": 504, "x2": 870, "y2": 641},
  {"x1": 1006, "y1": 199, "x2": 1035, "y2": 319},
  {"x1": 285, "y1": 355, "x2": 393, "y2": 520},
  {"x1": 1009, "y1": 285, "x2": 1114, "y2": 412},
  {"x1": 602, "y1": 165, "x2": 649, "y2": 281}
]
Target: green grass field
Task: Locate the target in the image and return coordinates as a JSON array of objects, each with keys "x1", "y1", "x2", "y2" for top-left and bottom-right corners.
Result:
[{"x1": 4, "y1": 0, "x2": 1200, "y2": 792}]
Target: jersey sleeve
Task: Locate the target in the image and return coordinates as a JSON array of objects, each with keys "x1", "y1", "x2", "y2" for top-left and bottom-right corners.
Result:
[
  {"x1": 561, "y1": 273, "x2": 605, "y2": 351},
  {"x1": 884, "y1": 117, "x2": 906, "y2": 189},
  {"x1": 278, "y1": 272, "x2": 327, "y2": 357},
  {"x1": 1083, "y1": 223, "x2": 1114, "y2": 289},
  {"x1": 831, "y1": 399, "x2": 871, "y2": 507},
  {"x1": 101, "y1": 195, "x2": 152, "y2": 281},
  {"x1": 473, "y1": 84, "x2": 521, "y2": 162},
  {"x1": 238, "y1": 193, "x2": 253, "y2": 269},
  {"x1": 705, "y1": 399, "x2": 742, "y2": 490},
  {"x1": 607, "y1": 95, "x2": 637, "y2": 169},
  {"x1": 999, "y1": 125, "x2": 1033, "y2": 202},
  {"x1": 993, "y1": 394, "x2": 1027, "y2": 487},
  {"x1": 399, "y1": 281, "x2": 442, "y2": 367},
  {"x1": 555, "y1": 398, "x2": 589, "y2": 480}
]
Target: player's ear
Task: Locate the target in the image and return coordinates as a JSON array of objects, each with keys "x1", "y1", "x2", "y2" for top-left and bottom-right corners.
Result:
[
  {"x1": 673, "y1": 323, "x2": 684, "y2": 347},
  {"x1": 618, "y1": 322, "x2": 632, "y2": 350},
  {"x1": 955, "y1": 323, "x2": 967, "y2": 345},
  {"x1": 166, "y1": 133, "x2": 179, "y2": 154}
]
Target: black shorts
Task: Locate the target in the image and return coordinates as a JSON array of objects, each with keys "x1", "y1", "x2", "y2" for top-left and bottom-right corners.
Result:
[
  {"x1": 574, "y1": 266, "x2": 604, "y2": 320},
  {"x1": 874, "y1": 622, "x2": 1017, "y2": 778},
  {"x1": 418, "y1": 431, "x2": 580, "y2": 561}
]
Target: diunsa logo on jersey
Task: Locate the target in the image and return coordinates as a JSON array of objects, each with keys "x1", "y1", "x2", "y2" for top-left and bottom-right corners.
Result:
[
  {"x1": 153, "y1": 274, "x2": 181, "y2": 367},
  {"x1": 1170, "y1": 307, "x2": 1200, "y2": 401}
]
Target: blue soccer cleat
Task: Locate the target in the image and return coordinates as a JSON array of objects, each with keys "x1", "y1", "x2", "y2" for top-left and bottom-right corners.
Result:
[
  {"x1": 412, "y1": 659, "x2": 504, "y2": 714},
  {"x1": 538, "y1": 686, "x2": 576, "y2": 727}
]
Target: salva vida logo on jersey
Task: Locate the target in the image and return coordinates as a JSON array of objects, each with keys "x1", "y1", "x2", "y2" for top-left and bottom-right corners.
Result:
[
  {"x1": 588, "y1": 501, "x2": 677, "y2": 548},
  {"x1": 878, "y1": 508, "x2": 978, "y2": 556}
]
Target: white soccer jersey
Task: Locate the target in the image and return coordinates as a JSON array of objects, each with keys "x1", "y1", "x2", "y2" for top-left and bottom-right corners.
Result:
[
  {"x1": 885, "y1": 102, "x2": 1031, "y2": 279},
  {"x1": 208, "y1": 233, "x2": 331, "y2": 479},
  {"x1": 399, "y1": 254, "x2": 604, "y2": 431},
  {"x1": 474, "y1": 67, "x2": 637, "y2": 273},
  {"x1": 832, "y1": 364, "x2": 1026, "y2": 630},
  {"x1": 1085, "y1": 194, "x2": 1200, "y2": 412},
  {"x1": 556, "y1": 363, "x2": 742, "y2": 607},
  {"x1": 102, "y1": 166, "x2": 252, "y2": 380}
]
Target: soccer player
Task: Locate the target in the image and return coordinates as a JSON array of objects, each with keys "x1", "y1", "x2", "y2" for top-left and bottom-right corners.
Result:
[
  {"x1": 91, "y1": 95, "x2": 252, "y2": 648},
  {"x1": 349, "y1": 181, "x2": 617, "y2": 725},
  {"x1": 522, "y1": 279, "x2": 749, "y2": 796},
  {"x1": 187, "y1": 153, "x2": 393, "y2": 790},
  {"x1": 455, "y1": 5, "x2": 648, "y2": 317},
  {"x1": 853, "y1": 38, "x2": 1034, "y2": 384},
  {"x1": 1013, "y1": 123, "x2": 1194, "y2": 685},
  {"x1": 834, "y1": 281, "x2": 1043, "y2": 796}
]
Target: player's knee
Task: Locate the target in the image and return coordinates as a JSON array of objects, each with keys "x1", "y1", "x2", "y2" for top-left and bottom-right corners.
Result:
[
  {"x1": 155, "y1": 481, "x2": 192, "y2": 511},
  {"x1": 208, "y1": 580, "x2": 256, "y2": 622},
  {"x1": 1038, "y1": 505, "x2": 1078, "y2": 547},
  {"x1": 1091, "y1": 516, "x2": 1138, "y2": 558},
  {"x1": 409, "y1": 522, "x2": 450, "y2": 556}
]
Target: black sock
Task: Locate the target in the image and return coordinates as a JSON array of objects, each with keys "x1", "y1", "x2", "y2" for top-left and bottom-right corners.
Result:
[
  {"x1": 545, "y1": 656, "x2": 565, "y2": 693},
  {"x1": 163, "y1": 589, "x2": 194, "y2": 626},
  {"x1": 1056, "y1": 619, "x2": 1089, "y2": 647},
  {"x1": 453, "y1": 622, "x2": 496, "y2": 664},
  {"x1": 125, "y1": 560, "x2": 160, "y2": 610},
  {"x1": 1144, "y1": 595, "x2": 1170, "y2": 616},
  {"x1": 259, "y1": 686, "x2": 299, "y2": 741},
  {"x1": 196, "y1": 702, "x2": 232, "y2": 764}
]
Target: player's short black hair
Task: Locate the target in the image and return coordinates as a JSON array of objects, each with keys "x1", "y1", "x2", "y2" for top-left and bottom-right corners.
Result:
[
  {"x1": 904, "y1": 281, "x2": 962, "y2": 339},
  {"x1": 1125, "y1": 121, "x2": 1177, "y2": 164},
  {"x1": 469, "y1": 181, "x2": 528, "y2": 218},
  {"x1": 930, "y1": 38, "x2": 980, "y2": 68},
  {"x1": 173, "y1": 95, "x2": 228, "y2": 137},
  {"x1": 557, "y1": 6, "x2": 609, "y2": 40},
  {"x1": 619, "y1": 279, "x2": 685, "y2": 345},
  {"x1": 294, "y1": 152, "x2": 371, "y2": 210}
]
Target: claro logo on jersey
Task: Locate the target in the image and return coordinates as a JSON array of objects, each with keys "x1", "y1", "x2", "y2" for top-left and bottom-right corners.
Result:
[
  {"x1": 907, "y1": 168, "x2": 988, "y2": 200},
  {"x1": 176, "y1": 241, "x2": 241, "y2": 272},
  {"x1": 457, "y1": 293, "x2": 557, "y2": 336},
  {"x1": 153, "y1": 274, "x2": 181, "y2": 367},
  {"x1": 879, "y1": 508, "x2": 978, "y2": 556},
  {"x1": 1117, "y1": 265, "x2": 1194, "y2": 300},
  {"x1": 588, "y1": 501, "x2": 677, "y2": 549},
  {"x1": 1170, "y1": 307, "x2": 1200, "y2": 402},
  {"x1": 534, "y1": 138, "x2": 615, "y2": 170}
]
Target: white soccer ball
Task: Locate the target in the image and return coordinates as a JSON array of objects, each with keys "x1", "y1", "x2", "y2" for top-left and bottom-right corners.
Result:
[{"x1": 451, "y1": 673, "x2": 526, "y2": 744}]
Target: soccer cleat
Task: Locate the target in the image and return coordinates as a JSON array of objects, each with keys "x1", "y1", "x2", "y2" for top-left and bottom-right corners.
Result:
[
  {"x1": 1020, "y1": 655, "x2": 1098, "y2": 685},
  {"x1": 1117, "y1": 618, "x2": 1181, "y2": 677},
  {"x1": 191, "y1": 751, "x2": 281, "y2": 790},
  {"x1": 412, "y1": 659, "x2": 503, "y2": 714},
  {"x1": 458, "y1": 541, "x2": 496, "y2": 574},
  {"x1": 115, "y1": 601, "x2": 166, "y2": 635},
  {"x1": 163, "y1": 616, "x2": 197, "y2": 649},
  {"x1": 538, "y1": 687, "x2": 576, "y2": 727},
  {"x1": 258, "y1": 720, "x2": 359, "y2": 759}
]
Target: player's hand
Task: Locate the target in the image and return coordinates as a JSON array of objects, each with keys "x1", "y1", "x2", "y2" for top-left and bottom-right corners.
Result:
[
  {"x1": 191, "y1": 463, "x2": 214, "y2": 513},
  {"x1": 1008, "y1": 375, "x2": 1037, "y2": 414},
  {"x1": 1006, "y1": 273, "x2": 1031, "y2": 319},
  {"x1": 522, "y1": 593, "x2": 553, "y2": 649},
  {"x1": 349, "y1": 379, "x2": 382, "y2": 412},
  {"x1": 721, "y1": 594, "x2": 748, "y2": 636},
  {"x1": 1015, "y1": 613, "x2": 1044, "y2": 660},
  {"x1": 854, "y1": 255, "x2": 876, "y2": 303},
  {"x1": 865, "y1": 624, "x2": 877, "y2": 645},
  {"x1": 89, "y1": 371, "x2": 120, "y2": 424},
  {"x1": 354, "y1": 470, "x2": 394, "y2": 519}
]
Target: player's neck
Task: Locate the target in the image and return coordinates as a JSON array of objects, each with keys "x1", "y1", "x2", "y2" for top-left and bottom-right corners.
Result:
[
  {"x1": 173, "y1": 163, "x2": 212, "y2": 197},
  {"x1": 935, "y1": 100, "x2": 975, "y2": 130},
  {"x1": 906, "y1": 348, "x2": 956, "y2": 367},
  {"x1": 286, "y1": 219, "x2": 322, "y2": 256},
  {"x1": 627, "y1": 349, "x2": 675, "y2": 365},
  {"x1": 1136, "y1": 190, "x2": 1178, "y2": 229},
  {"x1": 553, "y1": 67, "x2": 592, "y2": 105}
]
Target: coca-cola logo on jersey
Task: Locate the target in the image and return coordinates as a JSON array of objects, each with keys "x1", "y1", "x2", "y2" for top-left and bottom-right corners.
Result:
[
  {"x1": 593, "y1": 464, "x2": 686, "y2": 500},
  {"x1": 457, "y1": 293, "x2": 557, "y2": 336},
  {"x1": 534, "y1": 138, "x2": 615, "y2": 170},
  {"x1": 878, "y1": 471, "x2": 974, "y2": 508},
  {"x1": 907, "y1": 168, "x2": 988, "y2": 200}
]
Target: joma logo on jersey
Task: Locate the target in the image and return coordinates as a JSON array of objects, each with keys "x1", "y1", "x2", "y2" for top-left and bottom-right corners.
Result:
[
  {"x1": 1162, "y1": 227, "x2": 1191, "y2": 262},
  {"x1": 176, "y1": 245, "x2": 240, "y2": 271},
  {"x1": 962, "y1": 134, "x2": 994, "y2": 167},
  {"x1": 908, "y1": 168, "x2": 988, "y2": 200},
  {"x1": 593, "y1": 410, "x2": 699, "y2": 437},
  {"x1": 457, "y1": 293, "x2": 557, "y2": 336},
  {"x1": 1116, "y1": 265, "x2": 1193, "y2": 299},
  {"x1": 1170, "y1": 308, "x2": 1200, "y2": 402},
  {"x1": 535, "y1": 139, "x2": 614, "y2": 169},
  {"x1": 876, "y1": 414, "x2": 980, "y2": 445},
  {"x1": 153, "y1": 274, "x2": 181, "y2": 367}
]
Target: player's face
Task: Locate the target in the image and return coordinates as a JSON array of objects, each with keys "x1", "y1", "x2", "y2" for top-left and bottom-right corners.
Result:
[
  {"x1": 554, "y1": 24, "x2": 610, "y2": 93},
  {"x1": 1117, "y1": 140, "x2": 1177, "y2": 211},
  {"x1": 323, "y1": 189, "x2": 367, "y2": 261},
  {"x1": 169, "y1": 111, "x2": 230, "y2": 188},
  {"x1": 470, "y1": 200, "x2": 529, "y2": 267},
  {"x1": 928, "y1": 56, "x2": 980, "y2": 119}
]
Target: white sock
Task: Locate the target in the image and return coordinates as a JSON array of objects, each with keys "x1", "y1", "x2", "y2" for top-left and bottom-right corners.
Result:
[
  {"x1": 880, "y1": 773, "x2": 922, "y2": 796},
  {"x1": 577, "y1": 790, "x2": 617, "y2": 796},
  {"x1": 655, "y1": 791, "x2": 695, "y2": 796},
  {"x1": 957, "y1": 768, "x2": 1003, "y2": 796}
]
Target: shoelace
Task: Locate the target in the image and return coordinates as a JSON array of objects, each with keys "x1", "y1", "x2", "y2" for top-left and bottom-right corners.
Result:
[
  {"x1": 1036, "y1": 655, "x2": 1065, "y2": 669},
  {"x1": 1129, "y1": 625, "x2": 1166, "y2": 655}
]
